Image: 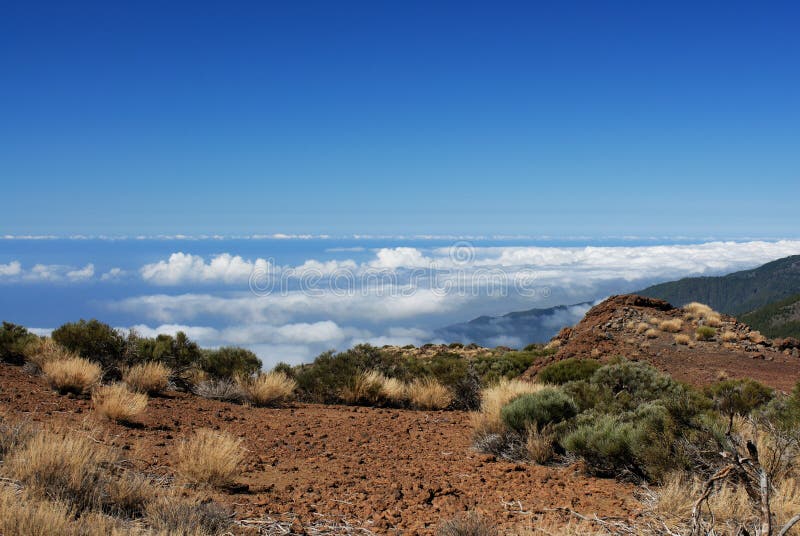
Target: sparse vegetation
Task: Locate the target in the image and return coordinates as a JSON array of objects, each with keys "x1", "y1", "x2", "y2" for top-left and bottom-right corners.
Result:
[
  {"x1": 177, "y1": 429, "x2": 245, "y2": 488},
  {"x1": 123, "y1": 361, "x2": 170, "y2": 394},
  {"x1": 92, "y1": 383, "x2": 148, "y2": 423},
  {"x1": 24, "y1": 337, "x2": 75, "y2": 371},
  {"x1": 194, "y1": 378, "x2": 245, "y2": 402},
  {"x1": 636, "y1": 322, "x2": 651, "y2": 334},
  {"x1": 437, "y1": 511, "x2": 498, "y2": 536},
  {"x1": 42, "y1": 356, "x2": 102, "y2": 395},
  {"x1": 645, "y1": 328, "x2": 659, "y2": 339}
]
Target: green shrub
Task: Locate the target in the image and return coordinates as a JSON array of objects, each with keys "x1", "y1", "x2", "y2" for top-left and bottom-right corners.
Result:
[
  {"x1": 500, "y1": 388, "x2": 577, "y2": 433},
  {"x1": 707, "y1": 378, "x2": 773, "y2": 431},
  {"x1": 563, "y1": 414, "x2": 635, "y2": 477},
  {"x1": 472, "y1": 347, "x2": 555, "y2": 384},
  {"x1": 272, "y1": 362, "x2": 295, "y2": 378},
  {"x1": 135, "y1": 331, "x2": 202, "y2": 369},
  {"x1": 0, "y1": 321, "x2": 37, "y2": 365},
  {"x1": 52, "y1": 319, "x2": 126, "y2": 368},
  {"x1": 695, "y1": 326, "x2": 716, "y2": 341},
  {"x1": 589, "y1": 360, "x2": 682, "y2": 412},
  {"x1": 538, "y1": 358, "x2": 601, "y2": 385},
  {"x1": 200, "y1": 346, "x2": 262, "y2": 379}
]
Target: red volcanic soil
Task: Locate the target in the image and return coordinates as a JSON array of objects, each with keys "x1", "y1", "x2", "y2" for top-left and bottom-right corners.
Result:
[
  {"x1": 524, "y1": 294, "x2": 800, "y2": 391},
  {"x1": 0, "y1": 363, "x2": 639, "y2": 535}
]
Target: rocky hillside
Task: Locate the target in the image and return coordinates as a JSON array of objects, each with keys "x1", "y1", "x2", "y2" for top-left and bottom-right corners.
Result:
[
  {"x1": 638, "y1": 254, "x2": 800, "y2": 315},
  {"x1": 523, "y1": 294, "x2": 800, "y2": 391}
]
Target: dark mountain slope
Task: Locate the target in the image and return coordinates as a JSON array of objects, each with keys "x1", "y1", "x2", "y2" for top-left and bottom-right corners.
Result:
[
  {"x1": 638, "y1": 255, "x2": 800, "y2": 315},
  {"x1": 742, "y1": 294, "x2": 800, "y2": 339}
]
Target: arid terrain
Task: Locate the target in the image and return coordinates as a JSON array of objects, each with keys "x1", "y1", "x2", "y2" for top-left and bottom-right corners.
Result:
[{"x1": 0, "y1": 362, "x2": 637, "y2": 534}]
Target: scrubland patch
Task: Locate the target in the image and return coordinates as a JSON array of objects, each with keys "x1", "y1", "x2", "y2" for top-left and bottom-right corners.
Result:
[{"x1": 471, "y1": 379, "x2": 545, "y2": 437}]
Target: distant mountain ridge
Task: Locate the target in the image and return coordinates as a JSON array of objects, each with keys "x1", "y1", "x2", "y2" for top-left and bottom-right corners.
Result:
[
  {"x1": 435, "y1": 301, "x2": 593, "y2": 348},
  {"x1": 638, "y1": 255, "x2": 800, "y2": 316},
  {"x1": 742, "y1": 294, "x2": 800, "y2": 340}
]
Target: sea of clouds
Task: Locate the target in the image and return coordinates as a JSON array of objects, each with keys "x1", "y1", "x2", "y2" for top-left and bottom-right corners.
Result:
[{"x1": 3, "y1": 239, "x2": 800, "y2": 367}]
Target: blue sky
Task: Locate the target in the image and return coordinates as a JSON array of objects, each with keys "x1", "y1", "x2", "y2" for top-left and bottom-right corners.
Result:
[{"x1": 1, "y1": 1, "x2": 798, "y2": 237}]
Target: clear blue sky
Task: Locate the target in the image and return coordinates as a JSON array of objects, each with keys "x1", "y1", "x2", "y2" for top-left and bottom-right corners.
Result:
[{"x1": 1, "y1": 1, "x2": 798, "y2": 237}]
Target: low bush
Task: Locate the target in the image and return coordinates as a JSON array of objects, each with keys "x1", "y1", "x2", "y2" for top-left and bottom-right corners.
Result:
[
  {"x1": 500, "y1": 388, "x2": 577, "y2": 434},
  {"x1": 177, "y1": 429, "x2": 245, "y2": 488},
  {"x1": 52, "y1": 319, "x2": 126, "y2": 369},
  {"x1": 238, "y1": 370, "x2": 296, "y2": 406},
  {"x1": 42, "y1": 356, "x2": 102, "y2": 395},
  {"x1": 472, "y1": 347, "x2": 556, "y2": 384},
  {"x1": 659, "y1": 319, "x2": 683, "y2": 333},
  {"x1": 194, "y1": 378, "x2": 245, "y2": 402},
  {"x1": 92, "y1": 383, "x2": 148, "y2": 423},
  {"x1": 0, "y1": 321, "x2": 37, "y2": 365},
  {"x1": 123, "y1": 361, "x2": 170, "y2": 394},
  {"x1": 707, "y1": 378, "x2": 773, "y2": 431},
  {"x1": 537, "y1": 358, "x2": 601, "y2": 385},
  {"x1": 134, "y1": 331, "x2": 202, "y2": 370},
  {"x1": 563, "y1": 413, "x2": 634, "y2": 477},
  {"x1": 341, "y1": 370, "x2": 387, "y2": 405},
  {"x1": 696, "y1": 326, "x2": 716, "y2": 341},
  {"x1": 408, "y1": 378, "x2": 452, "y2": 410},
  {"x1": 472, "y1": 379, "x2": 545, "y2": 436},
  {"x1": 200, "y1": 346, "x2": 262, "y2": 379}
]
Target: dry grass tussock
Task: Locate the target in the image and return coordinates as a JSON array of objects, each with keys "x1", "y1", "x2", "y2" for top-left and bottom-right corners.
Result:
[
  {"x1": 408, "y1": 377, "x2": 452, "y2": 410},
  {"x1": 42, "y1": 356, "x2": 102, "y2": 395},
  {"x1": 684, "y1": 302, "x2": 713, "y2": 318},
  {"x1": 645, "y1": 328, "x2": 659, "y2": 339},
  {"x1": 0, "y1": 419, "x2": 233, "y2": 535},
  {"x1": 194, "y1": 378, "x2": 245, "y2": 402},
  {"x1": 177, "y1": 428, "x2": 245, "y2": 488},
  {"x1": 23, "y1": 337, "x2": 75, "y2": 371},
  {"x1": 748, "y1": 330, "x2": 767, "y2": 344},
  {"x1": 437, "y1": 511, "x2": 499, "y2": 536},
  {"x1": 472, "y1": 379, "x2": 545, "y2": 437},
  {"x1": 237, "y1": 370, "x2": 296, "y2": 406},
  {"x1": 720, "y1": 330, "x2": 738, "y2": 342},
  {"x1": 92, "y1": 383, "x2": 148, "y2": 423},
  {"x1": 123, "y1": 361, "x2": 170, "y2": 394},
  {"x1": 674, "y1": 334, "x2": 691, "y2": 345},
  {"x1": 636, "y1": 322, "x2": 651, "y2": 334},
  {"x1": 648, "y1": 316, "x2": 661, "y2": 325},
  {"x1": 659, "y1": 318, "x2": 683, "y2": 333},
  {"x1": 703, "y1": 312, "x2": 723, "y2": 327},
  {"x1": 341, "y1": 370, "x2": 413, "y2": 406},
  {"x1": 526, "y1": 423, "x2": 555, "y2": 464}
]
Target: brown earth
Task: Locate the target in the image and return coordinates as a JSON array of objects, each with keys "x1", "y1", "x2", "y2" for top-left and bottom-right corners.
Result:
[
  {"x1": 523, "y1": 294, "x2": 800, "y2": 391},
  {"x1": 0, "y1": 363, "x2": 639, "y2": 535}
]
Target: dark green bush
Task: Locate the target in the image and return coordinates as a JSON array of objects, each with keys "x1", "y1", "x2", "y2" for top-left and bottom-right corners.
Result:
[
  {"x1": 136, "y1": 331, "x2": 202, "y2": 369},
  {"x1": 589, "y1": 360, "x2": 683, "y2": 412},
  {"x1": 707, "y1": 378, "x2": 773, "y2": 431},
  {"x1": 272, "y1": 362, "x2": 295, "y2": 378},
  {"x1": 472, "y1": 347, "x2": 555, "y2": 384},
  {"x1": 0, "y1": 321, "x2": 37, "y2": 365},
  {"x1": 52, "y1": 319, "x2": 126, "y2": 368},
  {"x1": 538, "y1": 358, "x2": 601, "y2": 385},
  {"x1": 563, "y1": 414, "x2": 635, "y2": 477},
  {"x1": 200, "y1": 346, "x2": 262, "y2": 379},
  {"x1": 501, "y1": 388, "x2": 577, "y2": 433}
]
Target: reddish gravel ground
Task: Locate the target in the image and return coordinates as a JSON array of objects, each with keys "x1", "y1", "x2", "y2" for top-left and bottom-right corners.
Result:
[{"x1": 0, "y1": 363, "x2": 639, "y2": 535}]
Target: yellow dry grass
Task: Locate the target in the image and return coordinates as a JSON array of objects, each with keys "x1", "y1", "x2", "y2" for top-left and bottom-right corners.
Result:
[
  {"x1": 123, "y1": 362, "x2": 170, "y2": 394},
  {"x1": 92, "y1": 383, "x2": 148, "y2": 423},
  {"x1": 636, "y1": 322, "x2": 651, "y2": 334},
  {"x1": 645, "y1": 328, "x2": 659, "y2": 339},
  {"x1": 648, "y1": 316, "x2": 660, "y2": 325},
  {"x1": 42, "y1": 356, "x2": 102, "y2": 395},
  {"x1": 237, "y1": 370, "x2": 296, "y2": 406},
  {"x1": 674, "y1": 334, "x2": 691, "y2": 345},
  {"x1": 685, "y1": 302, "x2": 713, "y2": 317},
  {"x1": 748, "y1": 330, "x2": 767, "y2": 344},
  {"x1": 408, "y1": 377, "x2": 452, "y2": 410},
  {"x1": 24, "y1": 337, "x2": 76, "y2": 371},
  {"x1": 659, "y1": 318, "x2": 683, "y2": 333},
  {"x1": 526, "y1": 423, "x2": 555, "y2": 464},
  {"x1": 704, "y1": 312, "x2": 723, "y2": 327},
  {"x1": 720, "y1": 330, "x2": 738, "y2": 342},
  {"x1": 176, "y1": 429, "x2": 245, "y2": 488},
  {"x1": 472, "y1": 379, "x2": 545, "y2": 436}
]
